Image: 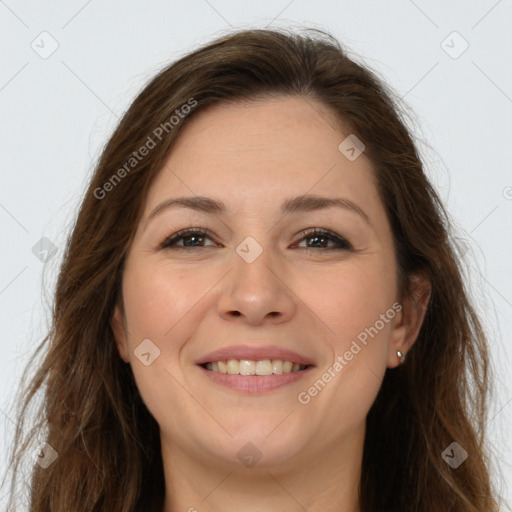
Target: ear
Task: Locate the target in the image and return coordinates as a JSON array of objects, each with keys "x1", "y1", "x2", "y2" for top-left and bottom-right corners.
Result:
[
  {"x1": 112, "y1": 304, "x2": 130, "y2": 363},
  {"x1": 388, "y1": 273, "x2": 431, "y2": 368}
]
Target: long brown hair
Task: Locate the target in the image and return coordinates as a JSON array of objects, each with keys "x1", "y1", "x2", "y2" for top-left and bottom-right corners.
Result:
[{"x1": 3, "y1": 27, "x2": 499, "y2": 511}]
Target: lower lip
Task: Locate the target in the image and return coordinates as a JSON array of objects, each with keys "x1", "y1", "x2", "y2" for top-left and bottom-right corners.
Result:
[{"x1": 197, "y1": 365, "x2": 314, "y2": 393}]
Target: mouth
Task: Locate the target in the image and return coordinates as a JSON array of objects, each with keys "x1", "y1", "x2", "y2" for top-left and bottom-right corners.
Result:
[
  {"x1": 200, "y1": 359, "x2": 311, "y2": 375},
  {"x1": 196, "y1": 345, "x2": 315, "y2": 393}
]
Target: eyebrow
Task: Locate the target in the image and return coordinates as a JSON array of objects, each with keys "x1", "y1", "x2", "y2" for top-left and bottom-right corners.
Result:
[{"x1": 147, "y1": 194, "x2": 370, "y2": 225}]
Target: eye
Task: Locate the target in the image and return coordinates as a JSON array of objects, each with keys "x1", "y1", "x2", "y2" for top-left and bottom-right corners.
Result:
[
  {"x1": 160, "y1": 227, "x2": 352, "y2": 251},
  {"x1": 293, "y1": 228, "x2": 352, "y2": 251},
  {"x1": 160, "y1": 228, "x2": 217, "y2": 250}
]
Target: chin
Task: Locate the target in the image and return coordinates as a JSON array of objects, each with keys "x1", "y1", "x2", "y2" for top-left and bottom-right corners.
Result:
[{"x1": 222, "y1": 426, "x2": 310, "y2": 468}]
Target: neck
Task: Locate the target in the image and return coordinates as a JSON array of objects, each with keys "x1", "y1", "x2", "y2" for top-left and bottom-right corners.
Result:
[{"x1": 161, "y1": 427, "x2": 364, "y2": 512}]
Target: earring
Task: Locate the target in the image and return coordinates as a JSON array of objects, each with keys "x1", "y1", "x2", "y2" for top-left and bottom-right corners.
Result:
[{"x1": 397, "y1": 350, "x2": 406, "y2": 364}]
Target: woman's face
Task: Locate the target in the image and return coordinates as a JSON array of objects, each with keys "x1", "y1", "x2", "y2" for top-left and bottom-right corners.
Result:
[{"x1": 113, "y1": 96, "x2": 413, "y2": 470}]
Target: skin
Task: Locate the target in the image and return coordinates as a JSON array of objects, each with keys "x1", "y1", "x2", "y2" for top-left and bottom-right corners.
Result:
[{"x1": 112, "y1": 96, "x2": 430, "y2": 512}]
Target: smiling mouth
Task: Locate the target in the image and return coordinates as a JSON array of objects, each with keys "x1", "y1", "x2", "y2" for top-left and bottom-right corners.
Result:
[{"x1": 200, "y1": 359, "x2": 310, "y2": 375}]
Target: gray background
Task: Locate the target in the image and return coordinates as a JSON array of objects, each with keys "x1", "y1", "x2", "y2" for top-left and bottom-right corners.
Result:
[{"x1": 1, "y1": 0, "x2": 511, "y2": 508}]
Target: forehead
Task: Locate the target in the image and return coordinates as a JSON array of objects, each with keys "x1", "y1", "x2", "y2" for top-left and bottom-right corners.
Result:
[{"x1": 143, "y1": 96, "x2": 382, "y2": 220}]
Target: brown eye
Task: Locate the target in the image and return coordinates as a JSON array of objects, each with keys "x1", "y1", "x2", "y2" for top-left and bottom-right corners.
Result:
[
  {"x1": 294, "y1": 228, "x2": 352, "y2": 251},
  {"x1": 161, "y1": 229, "x2": 216, "y2": 250}
]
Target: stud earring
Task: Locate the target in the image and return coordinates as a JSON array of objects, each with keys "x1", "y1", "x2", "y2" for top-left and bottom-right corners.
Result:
[{"x1": 397, "y1": 350, "x2": 406, "y2": 364}]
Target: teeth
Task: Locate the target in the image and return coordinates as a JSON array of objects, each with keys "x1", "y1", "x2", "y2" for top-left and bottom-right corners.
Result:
[
  {"x1": 227, "y1": 359, "x2": 239, "y2": 374},
  {"x1": 255, "y1": 360, "x2": 273, "y2": 376},
  {"x1": 272, "y1": 360, "x2": 283, "y2": 374},
  {"x1": 239, "y1": 360, "x2": 256, "y2": 375},
  {"x1": 203, "y1": 359, "x2": 307, "y2": 375}
]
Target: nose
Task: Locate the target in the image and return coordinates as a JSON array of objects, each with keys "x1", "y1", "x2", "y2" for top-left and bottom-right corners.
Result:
[{"x1": 216, "y1": 241, "x2": 297, "y2": 326}]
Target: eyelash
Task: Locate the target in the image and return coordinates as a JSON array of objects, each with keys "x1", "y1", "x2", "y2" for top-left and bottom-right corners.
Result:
[{"x1": 160, "y1": 227, "x2": 352, "y2": 252}]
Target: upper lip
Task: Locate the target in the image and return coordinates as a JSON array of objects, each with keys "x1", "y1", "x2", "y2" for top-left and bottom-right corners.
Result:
[{"x1": 196, "y1": 344, "x2": 315, "y2": 366}]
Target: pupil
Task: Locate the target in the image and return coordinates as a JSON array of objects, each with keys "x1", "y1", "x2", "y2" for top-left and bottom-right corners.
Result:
[
  {"x1": 308, "y1": 235, "x2": 326, "y2": 248},
  {"x1": 185, "y1": 235, "x2": 203, "y2": 247}
]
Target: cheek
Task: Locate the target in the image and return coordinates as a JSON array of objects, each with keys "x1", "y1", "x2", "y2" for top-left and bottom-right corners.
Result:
[
  {"x1": 304, "y1": 261, "x2": 396, "y2": 353},
  {"x1": 122, "y1": 260, "x2": 204, "y2": 342},
  {"x1": 297, "y1": 264, "x2": 396, "y2": 426},
  {"x1": 120, "y1": 263, "x2": 205, "y2": 431}
]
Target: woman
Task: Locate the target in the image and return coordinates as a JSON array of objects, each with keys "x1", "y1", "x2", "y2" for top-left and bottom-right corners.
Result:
[{"x1": 3, "y1": 27, "x2": 499, "y2": 511}]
